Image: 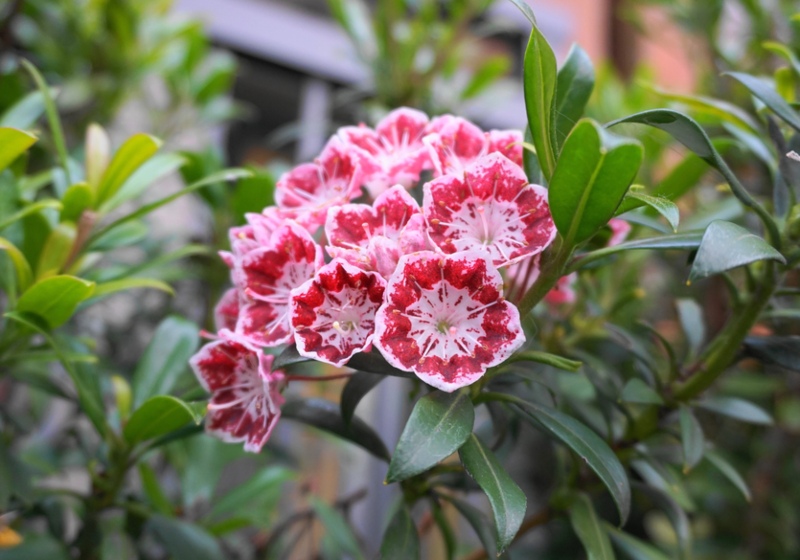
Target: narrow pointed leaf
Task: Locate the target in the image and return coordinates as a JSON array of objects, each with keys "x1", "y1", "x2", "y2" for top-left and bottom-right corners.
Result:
[
  {"x1": 443, "y1": 495, "x2": 498, "y2": 558},
  {"x1": 569, "y1": 493, "x2": 615, "y2": 560},
  {"x1": 696, "y1": 396, "x2": 773, "y2": 425},
  {"x1": 96, "y1": 133, "x2": 162, "y2": 205},
  {"x1": 0, "y1": 237, "x2": 33, "y2": 292},
  {"x1": 523, "y1": 23, "x2": 558, "y2": 180},
  {"x1": 568, "y1": 232, "x2": 703, "y2": 273},
  {"x1": 0, "y1": 89, "x2": 49, "y2": 129},
  {"x1": 459, "y1": 434, "x2": 526, "y2": 552},
  {"x1": 742, "y1": 335, "x2": 800, "y2": 372},
  {"x1": 0, "y1": 199, "x2": 61, "y2": 231},
  {"x1": 705, "y1": 450, "x2": 751, "y2": 502},
  {"x1": 620, "y1": 379, "x2": 663, "y2": 405},
  {"x1": 379, "y1": 505, "x2": 419, "y2": 560},
  {"x1": 147, "y1": 514, "x2": 224, "y2": 560},
  {"x1": 272, "y1": 343, "x2": 310, "y2": 369},
  {"x1": 346, "y1": 351, "x2": 415, "y2": 378},
  {"x1": 90, "y1": 278, "x2": 174, "y2": 300},
  {"x1": 604, "y1": 523, "x2": 671, "y2": 560},
  {"x1": 309, "y1": 496, "x2": 364, "y2": 560},
  {"x1": 101, "y1": 153, "x2": 187, "y2": 213},
  {"x1": 124, "y1": 395, "x2": 203, "y2": 444},
  {"x1": 387, "y1": 390, "x2": 474, "y2": 483},
  {"x1": 679, "y1": 406, "x2": 704, "y2": 471},
  {"x1": 689, "y1": 220, "x2": 785, "y2": 281},
  {"x1": 621, "y1": 191, "x2": 679, "y2": 232},
  {"x1": 726, "y1": 72, "x2": 800, "y2": 132},
  {"x1": 555, "y1": 44, "x2": 595, "y2": 148},
  {"x1": 633, "y1": 483, "x2": 692, "y2": 560},
  {"x1": 0, "y1": 128, "x2": 37, "y2": 172}
]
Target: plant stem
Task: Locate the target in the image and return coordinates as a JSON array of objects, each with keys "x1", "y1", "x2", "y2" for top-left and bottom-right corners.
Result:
[
  {"x1": 672, "y1": 263, "x2": 778, "y2": 400},
  {"x1": 517, "y1": 239, "x2": 573, "y2": 317}
]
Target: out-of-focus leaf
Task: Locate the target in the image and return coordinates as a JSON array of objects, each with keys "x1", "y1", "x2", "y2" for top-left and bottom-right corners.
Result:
[
  {"x1": 631, "y1": 459, "x2": 694, "y2": 512},
  {"x1": 0, "y1": 199, "x2": 61, "y2": 231},
  {"x1": 459, "y1": 434, "x2": 526, "y2": 552},
  {"x1": 676, "y1": 298, "x2": 705, "y2": 356},
  {"x1": 621, "y1": 191, "x2": 679, "y2": 232},
  {"x1": 615, "y1": 153, "x2": 710, "y2": 215},
  {"x1": 0, "y1": 236, "x2": 33, "y2": 292},
  {"x1": 95, "y1": 133, "x2": 162, "y2": 205},
  {"x1": 309, "y1": 496, "x2": 364, "y2": 560},
  {"x1": 327, "y1": 0, "x2": 376, "y2": 62},
  {"x1": 387, "y1": 390, "x2": 474, "y2": 483},
  {"x1": 620, "y1": 379, "x2": 663, "y2": 405},
  {"x1": 462, "y1": 56, "x2": 510, "y2": 101},
  {"x1": 87, "y1": 219, "x2": 148, "y2": 252},
  {"x1": 504, "y1": 350, "x2": 582, "y2": 371},
  {"x1": 379, "y1": 504, "x2": 419, "y2": 560},
  {"x1": 513, "y1": 400, "x2": 630, "y2": 523},
  {"x1": 549, "y1": 119, "x2": 643, "y2": 246},
  {"x1": 523, "y1": 22, "x2": 558, "y2": 180},
  {"x1": 0, "y1": 534, "x2": 70, "y2": 560},
  {"x1": 696, "y1": 396, "x2": 773, "y2": 425},
  {"x1": 60, "y1": 184, "x2": 92, "y2": 223},
  {"x1": 0, "y1": 89, "x2": 49, "y2": 129},
  {"x1": 443, "y1": 495, "x2": 497, "y2": 559},
  {"x1": 689, "y1": 220, "x2": 784, "y2": 281},
  {"x1": 282, "y1": 398, "x2": 390, "y2": 461},
  {"x1": 604, "y1": 523, "x2": 671, "y2": 560},
  {"x1": 85, "y1": 124, "x2": 111, "y2": 190},
  {"x1": 124, "y1": 395, "x2": 203, "y2": 444},
  {"x1": 230, "y1": 170, "x2": 275, "y2": 224},
  {"x1": 17, "y1": 275, "x2": 94, "y2": 328},
  {"x1": 101, "y1": 153, "x2": 186, "y2": 213},
  {"x1": 346, "y1": 350, "x2": 415, "y2": 378},
  {"x1": 705, "y1": 450, "x2": 751, "y2": 502},
  {"x1": 272, "y1": 343, "x2": 310, "y2": 369},
  {"x1": 569, "y1": 493, "x2": 615, "y2": 560},
  {"x1": 0, "y1": 128, "x2": 37, "y2": 173},
  {"x1": 648, "y1": 84, "x2": 761, "y2": 134},
  {"x1": 90, "y1": 278, "x2": 174, "y2": 300},
  {"x1": 633, "y1": 483, "x2": 692, "y2": 560},
  {"x1": 132, "y1": 315, "x2": 199, "y2": 407},
  {"x1": 742, "y1": 336, "x2": 800, "y2": 372},
  {"x1": 679, "y1": 406, "x2": 704, "y2": 472},
  {"x1": 147, "y1": 514, "x2": 224, "y2": 560},
  {"x1": 726, "y1": 72, "x2": 800, "y2": 132},
  {"x1": 139, "y1": 463, "x2": 174, "y2": 516},
  {"x1": 341, "y1": 371, "x2": 384, "y2": 424},
  {"x1": 568, "y1": 232, "x2": 703, "y2": 273},
  {"x1": 555, "y1": 44, "x2": 595, "y2": 148},
  {"x1": 209, "y1": 466, "x2": 294, "y2": 519}
]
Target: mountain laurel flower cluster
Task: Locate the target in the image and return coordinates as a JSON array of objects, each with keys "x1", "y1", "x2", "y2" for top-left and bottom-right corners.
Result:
[{"x1": 190, "y1": 107, "x2": 562, "y2": 452}]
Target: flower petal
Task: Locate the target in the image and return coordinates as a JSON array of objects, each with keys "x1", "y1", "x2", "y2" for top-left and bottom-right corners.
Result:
[{"x1": 424, "y1": 115, "x2": 487, "y2": 177}]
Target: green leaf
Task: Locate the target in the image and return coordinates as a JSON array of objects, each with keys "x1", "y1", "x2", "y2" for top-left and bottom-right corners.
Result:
[
  {"x1": 679, "y1": 406, "x2": 704, "y2": 472},
  {"x1": 0, "y1": 89, "x2": 48, "y2": 129},
  {"x1": 555, "y1": 44, "x2": 595, "y2": 148},
  {"x1": 569, "y1": 493, "x2": 615, "y2": 560},
  {"x1": 272, "y1": 343, "x2": 311, "y2": 369},
  {"x1": 281, "y1": 398, "x2": 390, "y2": 461},
  {"x1": 387, "y1": 390, "x2": 474, "y2": 483},
  {"x1": 209, "y1": 466, "x2": 294, "y2": 519},
  {"x1": 379, "y1": 505, "x2": 420, "y2": 560},
  {"x1": 340, "y1": 371, "x2": 384, "y2": 425},
  {"x1": 568, "y1": 232, "x2": 704, "y2": 273},
  {"x1": 309, "y1": 496, "x2": 364, "y2": 560},
  {"x1": 632, "y1": 483, "x2": 692, "y2": 560},
  {"x1": 91, "y1": 278, "x2": 174, "y2": 300},
  {"x1": 507, "y1": 0, "x2": 538, "y2": 26},
  {"x1": 647, "y1": 84, "x2": 761, "y2": 134},
  {"x1": 60, "y1": 184, "x2": 92, "y2": 223},
  {"x1": 4, "y1": 312, "x2": 107, "y2": 436},
  {"x1": 604, "y1": 523, "x2": 671, "y2": 560},
  {"x1": 763, "y1": 41, "x2": 800, "y2": 76},
  {"x1": 621, "y1": 191, "x2": 679, "y2": 232},
  {"x1": 35, "y1": 222, "x2": 76, "y2": 279},
  {"x1": 132, "y1": 315, "x2": 199, "y2": 407},
  {"x1": 726, "y1": 71, "x2": 800, "y2": 132},
  {"x1": 462, "y1": 56, "x2": 511, "y2": 101},
  {"x1": 442, "y1": 495, "x2": 497, "y2": 559},
  {"x1": 100, "y1": 153, "x2": 186, "y2": 213},
  {"x1": 95, "y1": 133, "x2": 162, "y2": 205},
  {"x1": 705, "y1": 450, "x2": 751, "y2": 502},
  {"x1": 89, "y1": 168, "x2": 252, "y2": 245},
  {"x1": 503, "y1": 350, "x2": 582, "y2": 372},
  {"x1": 85, "y1": 124, "x2": 111, "y2": 190},
  {"x1": 87, "y1": 220, "x2": 147, "y2": 252},
  {"x1": 345, "y1": 350, "x2": 416, "y2": 378},
  {"x1": 620, "y1": 379, "x2": 664, "y2": 405},
  {"x1": 606, "y1": 109, "x2": 780, "y2": 245},
  {"x1": 676, "y1": 298, "x2": 705, "y2": 356},
  {"x1": 523, "y1": 23, "x2": 558, "y2": 180},
  {"x1": 147, "y1": 514, "x2": 224, "y2": 560},
  {"x1": 0, "y1": 236, "x2": 33, "y2": 292},
  {"x1": 459, "y1": 434, "x2": 526, "y2": 552},
  {"x1": 631, "y1": 459, "x2": 694, "y2": 511},
  {"x1": 0, "y1": 535, "x2": 70, "y2": 560},
  {"x1": 0, "y1": 128, "x2": 37, "y2": 173},
  {"x1": 139, "y1": 463, "x2": 174, "y2": 515},
  {"x1": 0, "y1": 200, "x2": 61, "y2": 232},
  {"x1": 124, "y1": 395, "x2": 202, "y2": 444},
  {"x1": 696, "y1": 396, "x2": 773, "y2": 425},
  {"x1": 17, "y1": 275, "x2": 94, "y2": 328},
  {"x1": 230, "y1": 170, "x2": 275, "y2": 224},
  {"x1": 689, "y1": 220, "x2": 785, "y2": 281},
  {"x1": 742, "y1": 336, "x2": 800, "y2": 372},
  {"x1": 549, "y1": 119, "x2": 643, "y2": 246},
  {"x1": 513, "y1": 400, "x2": 630, "y2": 523}
]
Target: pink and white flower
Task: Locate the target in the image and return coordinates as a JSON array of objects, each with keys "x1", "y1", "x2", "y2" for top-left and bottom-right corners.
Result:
[
  {"x1": 338, "y1": 108, "x2": 431, "y2": 197},
  {"x1": 374, "y1": 251, "x2": 525, "y2": 392},
  {"x1": 423, "y1": 153, "x2": 556, "y2": 268},
  {"x1": 486, "y1": 129, "x2": 523, "y2": 167},
  {"x1": 189, "y1": 330, "x2": 285, "y2": 453},
  {"x1": 290, "y1": 259, "x2": 386, "y2": 367},
  {"x1": 325, "y1": 185, "x2": 428, "y2": 278},
  {"x1": 214, "y1": 288, "x2": 240, "y2": 332},
  {"x1": 275, "y1": 138, "x2": 364, "y2": 226},
  {"x1": 608, "y1": 218, "x2": 632, "y2": 247},
  {"x1": 236, "y1": 222, "x2": 323, "y2": 347},
  {"x1": 544, "y1": 272, "x2": 577, "y2": 306}
]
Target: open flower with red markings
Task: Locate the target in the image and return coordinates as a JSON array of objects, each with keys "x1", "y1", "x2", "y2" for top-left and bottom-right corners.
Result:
[
  {"x1": 189, "y1": 330, "x2": 285, "y2": 453},
  {"x1": 325, "y1": 185, "x2": 428, "y2": 278},
  {"x1": 275, "y1": 137, "x2": 364, "y2": 227},
  {"x1": 374, "y1": 251, "x2": 525, "y2": 392},
  {"x1": 338, "y1": 107, "x2": 431, "y2": 197},
  {"x1": 236, "y1": 221, "x2": 323, "y2": 347},
  {"x1": 290, "y1": 259, "x2": 386, "y2": 367},
  {"x1": 423, "y1": 152, "x2": 556, "y2": 268}
]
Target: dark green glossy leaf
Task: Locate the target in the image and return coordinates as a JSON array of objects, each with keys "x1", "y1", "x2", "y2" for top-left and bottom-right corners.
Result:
[
  {"x1": 679, "y1": 406, "x2": 704, "y2": 472},
  {"x1": 523, "y1": 23, "x2": 558, "y2": 180},
  {"x1": 124, "y1": 395, "x2": 203, "y2": 444},
  {"x1": 379, "y1": 505, "x2": 420, "y2": 560},
  {"x1": 17, "y1": 275, "x2": 94, "y2": 328},
  {"x1": 523, "y1": 129, "x2": 545, "y2": 185},
  {"x1": 132, "y1": 315, "x2": 199, "y2": 407},
  {"x1": 282, "y1": 398, "x2": 390, "y2": 461},
  {"x1": 387, "y1": 390, "x2": 474, "y2": 483},
  {"x1": 726, "y1": 71, "x2": 800, "y2": 132},
  {"x1": 514, "y1": 401, "x2": 630, "y2": 523},
  {"x1": 555, "y1": 44, "x2": 595, "y2": 148},
  {"x1": 622, "y1": 191, "x2": 679, "y2": 232},
  {"x1": 549, "y1": 119, "x2": 643, "y2": 246},
  {"x1": 346, "y1": 350, "x2": 415, "y2": 378},
  {"x1": 341, "y1": 371, "x2": 384, "y2": 424},
  {"x1": 443, "y1": 495, "x2": 497, "y2": 559},
  {"x1": 689, "y1": 220, "x2": 785, "y2": 281},
  {"x1": 620, "y1": 379, "x2": 663, "y2": 405},
  {"x1": 147, "y1": 514, "x2": 224, "y2": 560},
  {"x1": 696, "y1": 396, "x2": 773, "y2": 425},
  {"x1": 569, "y1": 493, "x2": 615, "y2": 560},
  {"x1": 742, "y1": 336, "x2": 800, "y2": 372},
  {"x1": 309, "y1": 496, "x2": 364, "y2": 560},
  {"x1": 0, "y1": 128, "x2": 37, "y2": 173},
  {"x1": 705, "y1": 450, "x2": 751, "y2": 502},
  {"x1": 459, "y1": 434, "x2": 526, "y2": 552},
  {"x1": 604, "y1": 523, "x2": 671, "y2": 560},
  {"x1": 273, "y1": 343, "x2": 311, "y2": 369}
]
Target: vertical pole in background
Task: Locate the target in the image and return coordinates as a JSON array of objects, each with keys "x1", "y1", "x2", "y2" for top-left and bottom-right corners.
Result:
[{"x1": 295, "y1": 77, "x2": 331, "y2": 162}]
